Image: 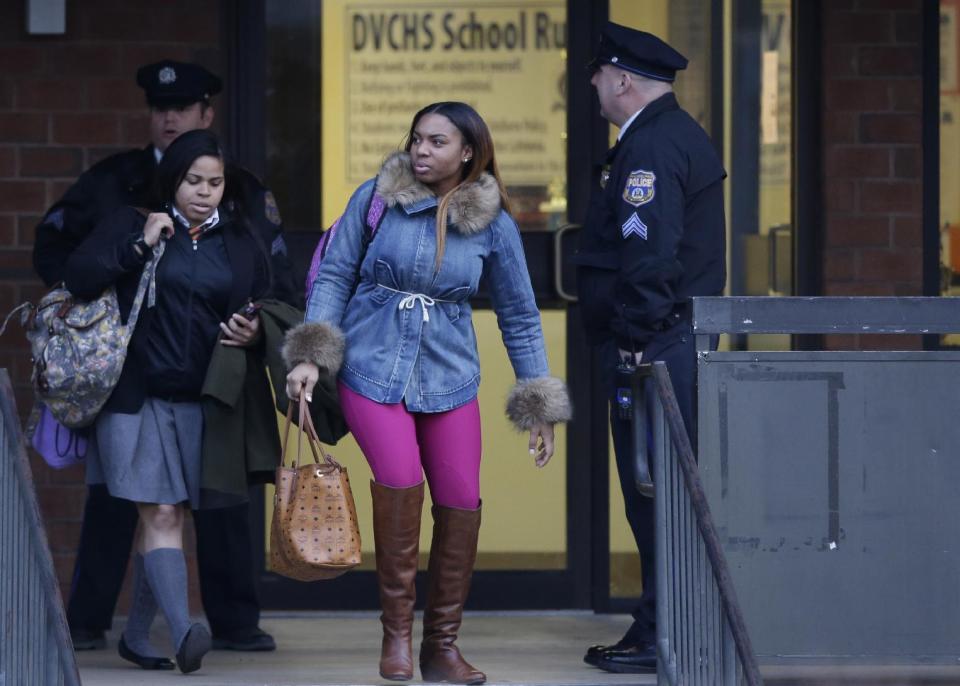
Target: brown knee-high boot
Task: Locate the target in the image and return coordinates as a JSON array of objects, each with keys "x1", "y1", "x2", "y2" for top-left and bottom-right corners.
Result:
[
  {"x1": 419, "y1": 503, "x2": 485, "y2": 685},
  {"x1": 371, "y1": 481, "x2": 425, "y2": 680}
]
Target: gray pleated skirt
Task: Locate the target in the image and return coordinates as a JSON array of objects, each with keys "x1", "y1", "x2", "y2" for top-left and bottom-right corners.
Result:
[{"x1": 86, "y1": 397, "x2": 203, "y2": 509}]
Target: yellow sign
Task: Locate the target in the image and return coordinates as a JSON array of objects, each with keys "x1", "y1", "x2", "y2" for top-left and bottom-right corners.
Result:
[{"x1": 322, "y1": 1, "x2": 566, "y2": 224}]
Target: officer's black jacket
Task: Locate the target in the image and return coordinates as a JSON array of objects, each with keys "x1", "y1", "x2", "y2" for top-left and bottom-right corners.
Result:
[
  {"x1": 64, "y1": 206, "x2": 271, "y2": 413},
  {"x1": 33, "y1": 145, "x2": 301, "y2": 308},
  {"x1": 573, "y1": 92, "x2": 726, "y2": 349}
]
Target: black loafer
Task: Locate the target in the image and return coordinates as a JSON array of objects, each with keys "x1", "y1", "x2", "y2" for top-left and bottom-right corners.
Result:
[
  {"x1": 71, "y1": 628, "x2": 106, "y2": 651},
  {"x1": 176, "y1": 623, "x2": 212, "y2": 674},
  {"x1": 212, "y1": 626, "x2": 276, "y2": 651},
  {"x1": 584, "y1": 642, "x2": 622, "y2": 666},
  {"x1": 595, "y1": 641, "x2": 657, "y2": 674},
  {"x1": 118, "y1": 635, "x2": 175, "y2": 670}
]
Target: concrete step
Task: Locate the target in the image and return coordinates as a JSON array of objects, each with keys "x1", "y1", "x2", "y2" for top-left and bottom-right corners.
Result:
[
  {"x1": 77, "y1": 611, "x2": 653, "y2": 686},
  {"x1": 76, "y1": 610, "x2": 960, "y2": 685}
]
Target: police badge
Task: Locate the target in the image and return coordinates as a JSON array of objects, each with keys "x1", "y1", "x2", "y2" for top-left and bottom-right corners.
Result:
[
  {"x1": 623, "y1": 169, "x2": 656, "y2": 207},
  {"x1": 599, "y1": 166, "x2": 611, "y2": 189},
  {"x1": 158, "y1": 66, "x2": 177, "y2": 85}
]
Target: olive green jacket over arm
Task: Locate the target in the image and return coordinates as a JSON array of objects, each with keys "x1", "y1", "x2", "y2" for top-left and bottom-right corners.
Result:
[{"x1": 200, "y1": 299, "x2": 347, "y2": 497}]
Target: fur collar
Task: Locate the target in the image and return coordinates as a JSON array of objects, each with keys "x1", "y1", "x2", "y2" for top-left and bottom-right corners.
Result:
[{"x1": 375, "y1": 151, "x2": 501, "y2": 235}]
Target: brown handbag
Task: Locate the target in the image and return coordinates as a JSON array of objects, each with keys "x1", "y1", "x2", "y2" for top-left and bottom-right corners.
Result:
[{"x1": 269, "y1": 391, "x2": 361, "y2": 581}]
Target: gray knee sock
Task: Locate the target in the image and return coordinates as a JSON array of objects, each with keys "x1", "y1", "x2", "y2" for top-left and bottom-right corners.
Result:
[
  {"x1": 122, "y1": 553, "x2": 165, "y2": 658},
  {"x1": 142, "y1": 548, "x2": 192, "y2": 652}
]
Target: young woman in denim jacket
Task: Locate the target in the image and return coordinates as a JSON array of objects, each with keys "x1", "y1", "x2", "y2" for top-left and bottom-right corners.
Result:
[{"x1": 284, "y1": 102, "x2": 571, "y2": 685}]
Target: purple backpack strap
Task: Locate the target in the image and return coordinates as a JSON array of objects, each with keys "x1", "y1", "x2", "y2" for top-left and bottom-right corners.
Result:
[
  {"x1": 366, "y1": 193, "x2": 387, "y2": 235},
  {"x1": 305, "y1": 188, "x2": 386, "y2": 299},
  {"x1": 305, "y1": 216, "x2": 340, "y2": 297}
]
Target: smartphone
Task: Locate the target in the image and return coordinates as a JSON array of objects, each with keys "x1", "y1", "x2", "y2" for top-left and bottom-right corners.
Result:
[{"x1": 238, "y1": 300, "x2": 262, "y2": 319}]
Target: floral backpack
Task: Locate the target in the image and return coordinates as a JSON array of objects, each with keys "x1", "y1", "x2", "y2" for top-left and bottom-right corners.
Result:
[{"x1": 2, "y1": 234, "x2": 165, "y2": 429}]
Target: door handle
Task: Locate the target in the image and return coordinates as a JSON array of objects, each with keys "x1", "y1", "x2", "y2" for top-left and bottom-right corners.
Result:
[{"x1": 554, "y1": 223, "x2": 581, "y2": 303}]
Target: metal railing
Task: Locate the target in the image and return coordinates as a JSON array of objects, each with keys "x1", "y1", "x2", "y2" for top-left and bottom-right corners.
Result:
[
  {"x1": 0, "y1": 370, "x2": 80, "y2": 686},
  {"x1": 633, "y1": 361, "x2": 761, "y2": 686}
]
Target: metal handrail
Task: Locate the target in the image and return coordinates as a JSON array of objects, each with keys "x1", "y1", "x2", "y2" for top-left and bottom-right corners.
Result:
[
  {"x1": 0, "y1": 371, "x2": 81, "y2": 686},
  {"x1": 633, "y1": 361, "x2": 762, "y2": 686},
  {"x1": 692, "y1": 296, "x2": 960, "y2": 336}
]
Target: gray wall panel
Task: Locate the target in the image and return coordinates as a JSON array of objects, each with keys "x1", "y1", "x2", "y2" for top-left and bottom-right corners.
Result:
[{"x1": 699, "y1": 352, "x2": 960, "y2": 660}]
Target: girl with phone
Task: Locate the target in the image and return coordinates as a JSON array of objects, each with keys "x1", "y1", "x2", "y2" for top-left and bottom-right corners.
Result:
[{"x1": 64, "y1": 130, "x2": 271, "y2": 674}]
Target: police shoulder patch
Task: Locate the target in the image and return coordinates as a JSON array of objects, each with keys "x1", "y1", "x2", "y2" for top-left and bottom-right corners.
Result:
[
  {"x1": 622, "y1": 212, "x2": 648, "y2": 240},
  {"x1": 623, "y1": 169, "x2": 656, "y2": 207},
  {"x1": 270, "y1": 234, "x2": 288, "y2": 257},
  {"x1": 264, "y1": 191, "x2": 282, "y2": 226},
  {"x1": 44, "y1": 208, "x2": 65, "y2": 231}
]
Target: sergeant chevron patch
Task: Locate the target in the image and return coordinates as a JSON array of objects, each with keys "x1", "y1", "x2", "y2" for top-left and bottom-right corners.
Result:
[
  {"x1": 622, "y1": 212, "x2": 648, "y2": 239},
  {"x1": 271, "y1": 234, "x2": 288, "y2": 256}
]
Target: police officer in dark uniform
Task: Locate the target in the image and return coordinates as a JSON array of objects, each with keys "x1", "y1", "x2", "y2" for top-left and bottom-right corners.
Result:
[
  {"x1": 573, "y1": 23, "x2": 726, "y2": 674},
  {"x1": 33, "y1": 60, "x2": 300, "y2": 653}
]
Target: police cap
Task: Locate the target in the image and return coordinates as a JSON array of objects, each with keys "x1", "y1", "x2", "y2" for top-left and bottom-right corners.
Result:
[
  {"x1": 136, "y1": 60, "x2": 223, "y2": 108},
  {"x1": 588, "y1": 22, "x2": 688, "y2": 83}
]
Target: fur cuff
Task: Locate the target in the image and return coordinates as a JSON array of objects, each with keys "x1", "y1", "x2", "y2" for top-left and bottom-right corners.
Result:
[
  {"x1": 281, "y1": 322, "x2": 345, "y2": 373},
  {"x1": 505, "y1": 376, "x2": 573, "y2": 431}
]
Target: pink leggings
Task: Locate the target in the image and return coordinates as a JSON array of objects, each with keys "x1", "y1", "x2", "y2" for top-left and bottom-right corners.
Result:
[{"x1": 338, "y1": 382, "x2": 481, "y2": 509}]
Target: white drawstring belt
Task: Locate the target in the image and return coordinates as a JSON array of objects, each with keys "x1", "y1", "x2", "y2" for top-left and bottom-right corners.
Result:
[
  {"x1": 398, "y1": 293, "x2": 436, "y2": 322},
  {"x1": 381, "y1": 286, "x2": 450, "y2": 323}
]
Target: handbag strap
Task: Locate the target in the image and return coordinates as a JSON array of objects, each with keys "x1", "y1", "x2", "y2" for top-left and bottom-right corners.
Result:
[
  {"x1": 298, "y1": 394, "x2": 342, "y2": 470},
  {"x1": 280, "y1": 388, "x2": 342, "y2": 470},
  {"x1": 125, "y1": 239, "x2": 165, "y2": 333},
  {"x1": 281, "y1": 394, "x2": 320, "y2": 468},
  {"x1": 0, "y1": 302, "x2": 31, "y2": 338},
  {"x1": 0, "y1": 236, "x2": 163, "y2": 340}
]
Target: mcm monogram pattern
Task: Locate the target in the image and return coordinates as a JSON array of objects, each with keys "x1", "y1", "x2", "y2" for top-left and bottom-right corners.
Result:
[{"x1": 270, "y1": 460, "x2": 362, "y2": 582}]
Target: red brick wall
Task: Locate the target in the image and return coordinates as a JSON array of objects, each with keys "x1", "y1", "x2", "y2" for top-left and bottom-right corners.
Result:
[
  {"x1": 821, "y1": 0, "x2": 924, "y2": 348},
  {"x1": 0, "y1": 0, "x2": 224, "y2": 616}
]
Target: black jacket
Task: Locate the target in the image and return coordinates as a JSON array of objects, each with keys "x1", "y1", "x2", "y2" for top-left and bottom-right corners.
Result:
[
  {"x1": 33, "y1": 145, "x2": 301, "y2": 308},
  {"x1": 64, "y1": 206, "x2": 271, "y2": 413},
  {"x1": 572, "y1": 93, "x2": 726, "y2": 349}
]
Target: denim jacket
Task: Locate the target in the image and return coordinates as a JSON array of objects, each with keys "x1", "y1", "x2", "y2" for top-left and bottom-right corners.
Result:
[{"x1": 304, "y1": 152, "x2": 551, "y2": 414}]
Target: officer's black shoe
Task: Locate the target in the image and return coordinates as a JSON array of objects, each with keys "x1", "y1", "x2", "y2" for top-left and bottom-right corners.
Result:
[
  {"x1": 117, "y1": 635, "x2": 175, "y2": 670},
  {"x1": 584, "y1": 639, "x2": 630, "y2": 666},
  {"x1": 211, "y1": 626, "x2": 276, "y2": 651},
  {"x1": 594, "y1": 640, "x2": 657, "y2": 674},
  {"x1": 70, "y1": 628, "x2": 106, "y2": 651}
]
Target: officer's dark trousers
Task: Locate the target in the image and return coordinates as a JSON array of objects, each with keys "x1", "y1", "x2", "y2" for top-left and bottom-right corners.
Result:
[
  {"x1": 66, "y1": 484, "x2": 261, "y2": 637},
  {"x1": 607, "y1": 325, "x2": 698, "y2": 644}
]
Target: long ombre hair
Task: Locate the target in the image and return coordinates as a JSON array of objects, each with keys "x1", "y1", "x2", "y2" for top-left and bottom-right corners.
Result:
[{"x1": 404, "y1": 102, "x2": 511, "y2": 271}]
